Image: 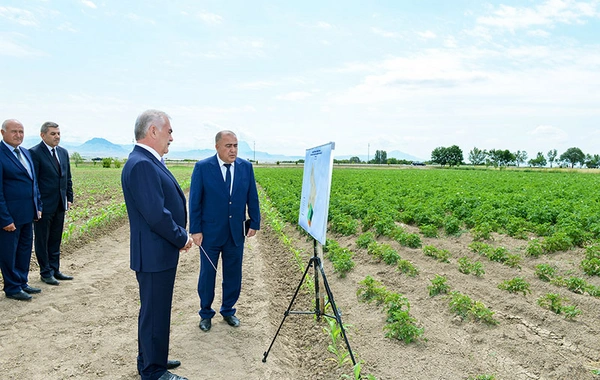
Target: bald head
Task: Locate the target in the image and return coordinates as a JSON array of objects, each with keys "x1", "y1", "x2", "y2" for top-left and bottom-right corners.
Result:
[{"x1": 1, "y1": 119, "x2": 25, "y2": 148}]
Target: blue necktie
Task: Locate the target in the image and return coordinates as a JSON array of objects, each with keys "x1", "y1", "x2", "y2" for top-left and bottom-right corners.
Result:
[{"x1": 224, "y1": 163, "x2": 232, "y2": 195}]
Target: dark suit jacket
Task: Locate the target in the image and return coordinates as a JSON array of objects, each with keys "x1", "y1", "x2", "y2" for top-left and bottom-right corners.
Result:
[
  {"x1": 0, "y1": 142, "x2": 42, "y2": 227},
  {"x1": 189, "y1": 154, "x2": 260, "y2": 247},
  {"x1": 29, "y1": 143, "x2": 73, "y2": 213},
  {"x1": 121, "y1": 145, "x2": 188, "y2": 273}
]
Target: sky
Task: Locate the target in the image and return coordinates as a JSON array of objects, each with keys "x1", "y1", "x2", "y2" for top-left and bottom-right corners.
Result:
[{"x1": 1, "y1": 0, "x2": 600, "y2": 161}]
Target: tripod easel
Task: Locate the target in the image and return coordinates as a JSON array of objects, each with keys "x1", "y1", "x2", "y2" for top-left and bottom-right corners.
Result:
[{"x1": 262, "y1": 239, "x2": 356, "y2": 366}]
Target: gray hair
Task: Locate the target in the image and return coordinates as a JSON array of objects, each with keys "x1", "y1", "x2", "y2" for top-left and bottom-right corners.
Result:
[
  {"x1": 40, "y1": 121, "x2": 59, "y2": 134},
  {"x1": 215, "y1": 130, "x2": 236, "y2": 144},
  {"x1": 2, "y1": 119, "x2": 21, "y2": 131},
  {"x1": 134, "y1": 109, "x2": 170, "y2": 141}
]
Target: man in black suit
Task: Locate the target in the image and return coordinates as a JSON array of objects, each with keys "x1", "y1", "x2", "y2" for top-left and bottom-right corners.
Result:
[
  {"x1": 0, "y1": 119, "x2": 43, "y2": 301},
  {"x1": 30, "y1": 121, "x2": 74, "y2": 286}
]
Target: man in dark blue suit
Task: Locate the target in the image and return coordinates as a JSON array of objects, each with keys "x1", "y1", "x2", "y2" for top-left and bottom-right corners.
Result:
[
  {"x1": 30, "y1": 121, "x2": 74, "y2": 286},
  {"x1": 122, "y1": 110, "x2": 192, "y2": 380},
  {"x1": 0, "y1": 119, "x2": 43, "y2": 301},
  {"x1": 189, "y1": 130, "x2": 260, "y2": 332}
]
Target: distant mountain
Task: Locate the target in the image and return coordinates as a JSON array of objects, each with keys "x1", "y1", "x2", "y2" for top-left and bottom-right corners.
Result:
[{"x1": 24, "y1": 137, "x2": 420, "y2": 163}]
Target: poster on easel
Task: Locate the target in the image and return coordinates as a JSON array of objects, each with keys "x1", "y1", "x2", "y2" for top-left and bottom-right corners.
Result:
[{"x1": 298, "y1": 141, "x2": 335, "y2": 245}]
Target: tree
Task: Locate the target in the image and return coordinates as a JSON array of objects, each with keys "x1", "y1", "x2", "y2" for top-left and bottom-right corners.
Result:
[
  {"x1": 373, "y1": 150, "x2": 387, "y2": 164},
  {"x1": 487, "y1": 149, "x2": 515, "y2": 167},
  {"x1": 528, "y1": 152, "x2": 547, "y2": 167},
  {"x1": 446, "y1": 145, "x2": 463, "y2": 166},
  {"x1": 468, "y1": 147, "x2": 487, "y2": 165},
  {"x1": 547, "y1": 149, "x2": 558, "y2": 168},
  {"x1": 349, "y1": 156, "x2": 361, "y2": 164},
  {"x1": 585, "y1": 154, "x2": 600, "y2": 168},
  {"x1": 515, "y1": 150, "x2": 528, "y2": 167},
  {"x1": 431, "y1": 145, "x2": 463, "y2": 167},
  {"x1": 559, "y1": 147, "x2": 585, "y2": 168},
  {"x1": 71, "y1": 152, "x2": 84, "y2": 167}
]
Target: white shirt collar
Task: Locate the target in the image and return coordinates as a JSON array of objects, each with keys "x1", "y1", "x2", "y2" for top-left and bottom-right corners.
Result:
[{"x1": 136, "y1": 143, "x2": 162, "y2": 162}]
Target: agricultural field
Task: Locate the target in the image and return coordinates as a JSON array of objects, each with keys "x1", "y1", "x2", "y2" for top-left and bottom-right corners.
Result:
[
  {"x1": 62, "y1": 164, "x2": 193, "y2": 249},
  {"x1": 255, "y1": 166, "x2": 600, "y2": 380},
  {"x1": 3, "y1": 163, "x2": 600, "y2": 379}
]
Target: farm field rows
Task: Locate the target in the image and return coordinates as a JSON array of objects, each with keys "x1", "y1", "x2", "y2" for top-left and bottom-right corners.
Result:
[
  {"x1": 4, "y1": 162, "x2": 599, "y2": 379},
  {"x1": 254, "y1": 166, "x2": 600, "y2": 380}
]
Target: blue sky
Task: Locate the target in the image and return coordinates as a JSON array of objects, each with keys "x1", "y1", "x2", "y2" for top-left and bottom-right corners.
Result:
[{"x1": 1, "y1": 0, "x2": 599, "y2": 160}]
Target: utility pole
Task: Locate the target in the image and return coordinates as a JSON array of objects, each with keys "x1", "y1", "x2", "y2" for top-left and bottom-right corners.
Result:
[{"x1": 367, "y1": 143, "x2": 370, "y2": 165}]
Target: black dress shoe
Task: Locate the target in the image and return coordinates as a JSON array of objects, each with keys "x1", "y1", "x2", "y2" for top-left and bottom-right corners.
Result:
[
  {"x1": 6, "y1": 290, "x2": 32, "y2": 301},
  {"x1": 41, "y1": 276, "x2": 59, "y2": 285},
  {"x1": 167, "y1": 360, "x2": 181, "y2": 369},
  {"x1": 23, "y1": 285, "x2": 42, "y2": 294},
  {"x1": 158, "y1": 370, "x2": 188, "y2": 380},
  {"x1": 199, "y1": 318, "x2": 212, "y2": 332},
  {"x1": 54, "y1": 272, "x2": 73, "y2": 281},
  {"x1": 223, "y1": 315, "x2": 240, "y2": 327}
]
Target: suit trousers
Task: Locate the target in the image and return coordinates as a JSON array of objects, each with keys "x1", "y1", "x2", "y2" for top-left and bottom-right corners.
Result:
[
  {"x1": 197, "y1": 235, "x2": 244, "y2": 319},
  {"x1": 0, "y1": 222, "x2": 33, "y2": 295},
  {"x1": 136, "y1": 267, "x2": 177, "y2": 380},
  {"x1": 34, "y1": 207, "x2": 65, "y2": 278}
]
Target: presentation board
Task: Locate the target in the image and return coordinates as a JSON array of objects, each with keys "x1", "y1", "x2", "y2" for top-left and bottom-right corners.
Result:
[{"x1": 298, "y1": 142, "x2": 335, "y2": 245}]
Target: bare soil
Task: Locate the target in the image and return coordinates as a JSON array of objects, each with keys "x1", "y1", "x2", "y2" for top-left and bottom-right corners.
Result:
[{"x1": 1, "y1": 216, "x2": 599, "y2": 379}]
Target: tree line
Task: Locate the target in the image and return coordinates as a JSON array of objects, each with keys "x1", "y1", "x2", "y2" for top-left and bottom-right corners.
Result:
[{"x1": 332, "y1": 146, "x2": 599, "y2": 169}]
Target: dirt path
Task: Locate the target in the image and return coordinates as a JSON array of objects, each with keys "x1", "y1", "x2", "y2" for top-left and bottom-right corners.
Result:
[{"x1": 0, "y1": 221, "x2": 319, "y2": 380}]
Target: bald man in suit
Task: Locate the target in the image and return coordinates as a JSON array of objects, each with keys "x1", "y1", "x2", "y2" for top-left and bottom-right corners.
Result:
[{"x1": 0, "y1": 119, "x2": 42, "y2": 301}]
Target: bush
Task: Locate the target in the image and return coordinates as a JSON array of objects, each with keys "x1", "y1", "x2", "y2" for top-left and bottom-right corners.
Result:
[
  {"x1": 356, "y1": 232, "x2": 376, "y2": 249},
  {"x1": 101, "y1": 157, "x2": 112, "y2": 168}
]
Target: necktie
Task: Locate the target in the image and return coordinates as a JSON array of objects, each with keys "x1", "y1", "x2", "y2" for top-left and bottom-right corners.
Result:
[
  {"x1": 52, "y1": 148, "x2": 61, "y2": 175},
  {"x1": 224, "y1": 163, "x2": 232, "y2": 195},
  {"x1": 14, "y1": 148, "x2": 32, "y2": 178}
]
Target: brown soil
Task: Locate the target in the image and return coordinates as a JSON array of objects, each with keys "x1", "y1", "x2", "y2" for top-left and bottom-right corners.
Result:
[{"x1": 1, "y1": 218, "x2": 599, "y2": 379}]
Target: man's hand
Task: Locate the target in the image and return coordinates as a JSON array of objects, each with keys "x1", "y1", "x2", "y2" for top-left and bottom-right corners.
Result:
[
  {"x1": 37, "y1": 211, "x2": 42, "y2": 220},
  {"x1": 67, "y1": 202, "x2": 72, "y2": 210},
  {"x1": 2, "y1": 223, "x2": 16, "y2": 232},
  {"x1": 180, "y1": 236, "x2": 193, "y2": 252},
  {"x1": 247, "y1": 228, "x2": 257, "y2": 238},
  {"x1": 192, "y1": 232, "x2": 203, "y2": 246}
]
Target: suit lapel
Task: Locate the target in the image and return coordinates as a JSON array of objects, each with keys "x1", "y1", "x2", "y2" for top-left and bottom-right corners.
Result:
[
  {"x1": 42, "y1": 144, "x2": 61, "y2": 175},
  {"x1": 1, "y1": 143, "x2": 30, "y2": 176}
]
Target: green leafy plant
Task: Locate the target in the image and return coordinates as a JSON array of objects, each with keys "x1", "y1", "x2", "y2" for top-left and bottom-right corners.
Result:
[
  {"x1": 525, "y1": 238, "x2": 544, "y2": 257},
  {"x1": 341, "y1": 361, "x2": 378, "y2": 380},
  {"x1": 498, "y1": 277, "x2": 531, "y2": 296},
  {"x1": 428, "y1": 274, "x2": 450, "y2": 297},
  {"x1": 457, "y1": 257, "x2": 485, "y2": 276},
  {"x1": 565, "y1": 277, "x2": 587, "y2": 294},
  {"x1": 356, "y1": 232, "x2": 376, "y2": 249},
  {"x1": 397, "y1": 259, "x2": 419, "y2": 277},
  {"x1": 534, "y1": 263, "x2": 557, "y2": 282},
  {"x1": 357, "y1": 276, "x2": 388, "y2": 304},
  {"x1": 448, "y1": 291, "x2": 498, "y2": 325},
  {"x1": 322, "y1": 316, "x2": 351, "y2": 367},
  {"x1": 423, "y1": 245, "x2": 451, "y2": 263},
  {"x1": 419, "y1": 224, "x2": 438, "y2": 238},
  {"x1": 537, "y1": 293, "x2": 566, "y2": 314}
]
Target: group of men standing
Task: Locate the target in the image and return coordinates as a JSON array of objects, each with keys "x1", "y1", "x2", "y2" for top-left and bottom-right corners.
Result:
[
  {"x1": 122, "y1": 109, "x2": 260, "y2": 380},
  {"x1": 0, "y1": 119, "x2": 73, "y2": 302},
  {"x1": 1, "y1": 111, "x2": 261, "y2": 380}
]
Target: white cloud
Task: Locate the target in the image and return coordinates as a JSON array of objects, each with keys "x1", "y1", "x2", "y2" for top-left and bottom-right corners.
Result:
[
  {"x1": 298, "y1": 21, "x2": 333, "y2": 29},
  {"x1": 528, "y1": 125, "x2": 569, "y2": 142},
  {"x1": 276, "y1": 91, "x2": 313, "y2": 101},
  {"x1": 0, "y1": 33, "x2": 43, "y2": 57},
  {"x1": 417, "y1": 30, "x2": 437, "y2": 39},
  {"x1": 476, "y1": 0, "x2": 599, "y2": 32},
  {"x1": 126, "y1": 13, "x2": 156, "y2": 25},
  {"x1": 81, "y1": 0, "x2": 97, "y2": 9},
  {"x1": 0, "y1": 6, "x2": 39, "y2": 26},
  {"x1": 57, "y1": 22, "x2": 78, "y2": 33},
  {"x1": 197, "y1": 11, "x2": 223, "y2": 25},
  {"x1": 371, "y1": 27, "x2": 399, "y2": 38}
]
